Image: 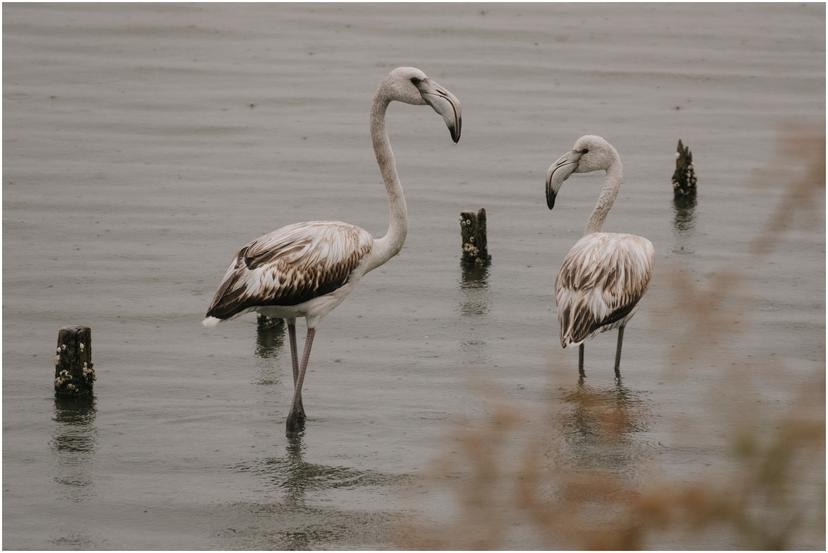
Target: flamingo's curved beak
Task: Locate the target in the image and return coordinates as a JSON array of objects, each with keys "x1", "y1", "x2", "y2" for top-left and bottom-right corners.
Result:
[
  {"x1": 546, "y1": 150, "x2": 582, "y2": 209},
  {"x1": 420, "y1": 80, "x2": 462, "y2": 143}
]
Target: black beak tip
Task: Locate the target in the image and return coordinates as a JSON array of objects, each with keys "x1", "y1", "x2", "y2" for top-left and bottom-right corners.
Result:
[{"x1": 546, "y1": 184, "x2": 556, "y2": 209}]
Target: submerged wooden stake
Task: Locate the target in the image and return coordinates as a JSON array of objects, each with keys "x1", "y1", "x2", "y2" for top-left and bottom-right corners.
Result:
[
  {"x1": 672, "y1": 139, "x2": 697, "y2": 197},
  {"x1": 257, "y1": 313, "x2": 283, "y2": 330},
  {"x1": 460, "y1": 208, "x2": 492, "y2": 266},
  {"x1": 54, "y1": 326, "x2": 95, "y2": 397}
]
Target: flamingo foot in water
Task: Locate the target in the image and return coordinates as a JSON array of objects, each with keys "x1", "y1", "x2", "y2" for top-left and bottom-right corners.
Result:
[{"x1": 286, "y1": 409, "x2": 306, "y2": 436}]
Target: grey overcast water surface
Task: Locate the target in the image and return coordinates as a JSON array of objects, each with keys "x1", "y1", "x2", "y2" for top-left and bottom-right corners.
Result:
[{"x1": 3, "y1": 3, "x2": 824, "y2": 549}]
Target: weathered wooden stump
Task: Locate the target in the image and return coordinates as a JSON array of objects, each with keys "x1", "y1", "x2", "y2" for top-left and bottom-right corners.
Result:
[
  {"x1": 54, "y1": 326, "x2": 95, "y2": 397},
  {"x1": 257, "y1": 313, "x2": 283, "y2": 330},
  {"x1": 256, "y1": 314, "x2": 285, "y2": 359},
  {"x1": 672, "y1": 139, "x2": 697, "y2": 197},
  {"x1": 460, "y1": 208, "x2": 492, "y2": 266}
]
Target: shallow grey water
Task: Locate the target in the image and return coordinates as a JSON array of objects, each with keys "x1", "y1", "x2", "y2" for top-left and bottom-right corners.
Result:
[{"x1": 3, "y1": 3, "x2": 824, "y2": 549}]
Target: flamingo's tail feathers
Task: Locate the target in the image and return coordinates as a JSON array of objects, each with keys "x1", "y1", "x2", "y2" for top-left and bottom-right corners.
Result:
[{"x1": 202, "y1": 316, "x2": 222, "y2": 328}]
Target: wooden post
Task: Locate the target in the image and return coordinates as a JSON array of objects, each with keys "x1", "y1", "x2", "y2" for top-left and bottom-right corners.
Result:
[
  {"x1": 257, "y1": 313, "x2": 283, "y2": 330},
  {"x1": 256, "y1": 313, "x2": 285, "y2": 358},
  {"x1": 672, "y1": 139, "x2": 697, "y2": 197},
  {"x1": 460, "y1": 208, "x2": 492, "y2": 266},
  {"x1": 54, "y1": 326, "x2": 95, "y2": 397}
]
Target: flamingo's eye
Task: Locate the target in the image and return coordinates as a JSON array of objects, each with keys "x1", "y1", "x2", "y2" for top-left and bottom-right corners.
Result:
[
  {"x1": 580, "y1": 148, "x2": 589, "y2": 154},
  {"x1": 410, "y1": 77, "x2": 422, "y2": 85}
]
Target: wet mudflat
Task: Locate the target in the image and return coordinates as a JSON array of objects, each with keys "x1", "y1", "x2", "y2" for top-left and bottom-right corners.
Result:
[{"x1": 3, "y1": 3, "x2": 824, "y2": 549}]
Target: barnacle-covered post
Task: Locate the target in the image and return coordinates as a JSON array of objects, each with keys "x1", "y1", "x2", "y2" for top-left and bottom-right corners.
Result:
[
  {"x1": 460, "y1": 208, "x2": 492, "y2": 266},
  {"x1": 672, "y1": 139, "x2": 697, "y2": 197},
  {"x1": 54, "y1": 326, "x2": 95, "y2": 397}
]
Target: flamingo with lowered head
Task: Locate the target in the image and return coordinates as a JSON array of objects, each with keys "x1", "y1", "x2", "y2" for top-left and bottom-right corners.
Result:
[
  {"x1": 203, "y1": 67, "x2": 461, "y2": 435},
  {"x1": 546, "y1": 135, "x2": 654, "y2": 380}
]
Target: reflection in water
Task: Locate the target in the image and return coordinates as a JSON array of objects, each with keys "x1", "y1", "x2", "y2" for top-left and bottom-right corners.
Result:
[
  {"x1": 279, "y1": 435, "x2": 311, "y2": 550},
  {"x1": 235, "y1": 435, "x2": 403, "y2": 499},
  {"x1": 458, "y1": 261, "x2": 493, "y2": 370},
  {"x1": 459, "y1": 262, "x2": 490, "y2": 316},
  {"x1": 51, "y1": 396, "x2": 97, "y2": 502},
  {"x1": 255, "y1": 316, "x2": 286, "y2": 386},
  {"x1": 559, "y1": 380, "x2": 649, "y2": 474},
  {"x1": 672, "y1": 194, "x2": 697, "y2": 232},
  {"x1": 672, "y1": 194, "x2": 697, "y2": 254},
  {"x1": 255, "y1": 315, "x2": 285, "y2": 359},
  {"x1": 282, "y1": 434, "x2": 310, "y2": 510},
  {"x1": 228, "y1": 435, "x2": 405, "y2": 549}
]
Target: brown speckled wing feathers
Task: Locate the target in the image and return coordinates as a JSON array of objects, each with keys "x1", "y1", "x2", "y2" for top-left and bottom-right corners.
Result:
[
  {"x1": 555, "y1": 233, "x2": 654, "y2": 347},
  {"x1": 206, "y1": 221, "x2": 373, "y2": 320}
]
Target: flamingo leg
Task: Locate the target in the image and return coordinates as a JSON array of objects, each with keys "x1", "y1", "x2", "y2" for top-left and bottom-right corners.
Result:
[
  {"x1": 614, "y1": 325, "x2": 625, "y2": 379},
  {"x1": 286, "y1": 327, "x2": 315, "y2": 436},
  {"x1": 578, "y1": 344, "x2": 585, "y2": 378},
  {"x1": 286, "y1": 319, "x2": 304, "y2": 417}
]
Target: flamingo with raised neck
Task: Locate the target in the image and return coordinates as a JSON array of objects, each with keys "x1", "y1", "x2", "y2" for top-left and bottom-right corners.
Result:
[
  {"x1": 203, "y1": 67, "x2": 461, "y2": 435},
  {"x1": 546, "y1": 135, "x2": 655, "y2": 379}
]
